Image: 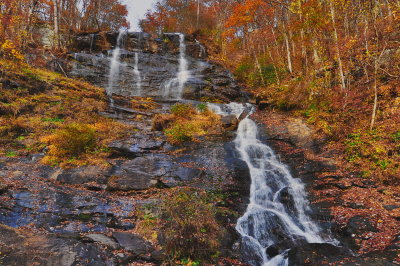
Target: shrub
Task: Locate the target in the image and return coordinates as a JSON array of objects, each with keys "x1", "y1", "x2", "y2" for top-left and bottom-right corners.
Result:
[
  {"x1": 197, "y1": 103, "x2": 208, "y2": 112},
  {"x1": 153, "y1": 103, "x2": 222, "y2": 144},
  {"x1": 392, "y1": 131, "x2": 400, "y2": 142},
  {"x1": 0, "y1": 40, "x2": 24, "y2": 61},
  {"x1": 164, "y1": 123, "x2": 195, "y2": 143},
  {"x1": 0, "y1": 118, "x2": 29, "y2": 137},
  {"x1": 170, "y1": 103, "x2": 195, "y2": 117},
  {"x1": 152, "y1": 114, "x2": 175, "y2": 131},
  {"x1": 42, "y1": 123, "x2": 97, "y2": 158},
  {"x1": 160, "y1": 188, "x2": 223, "y2": 261}
]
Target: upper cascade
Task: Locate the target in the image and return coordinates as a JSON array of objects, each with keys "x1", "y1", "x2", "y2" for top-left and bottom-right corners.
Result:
[{"x1": 67, "y1": 31, "x2": 245, "y2": 103}]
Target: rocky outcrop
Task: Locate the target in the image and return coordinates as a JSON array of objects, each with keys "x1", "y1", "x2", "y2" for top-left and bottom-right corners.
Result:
[
  {"x1": 0, "y1": 98, "x2": 249, "y2": 264},
  {"x1": 61, "y1": 32, "x2": 245, "y2": 103},
  {"x1": 252, "y1": 110, "x2": 400, "y2": 265}
]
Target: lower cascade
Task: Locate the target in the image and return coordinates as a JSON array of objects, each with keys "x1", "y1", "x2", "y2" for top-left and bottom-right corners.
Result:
[
  {"x1": 70, "y1": 31, "x2": 340, "y2": 265},
  {"x1": 209, "y1": 103, "x2": 334, "y2": 266}
]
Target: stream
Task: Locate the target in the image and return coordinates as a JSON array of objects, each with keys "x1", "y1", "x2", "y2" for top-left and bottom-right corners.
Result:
[{"x1": 102, "y1": 32, "x2": 336, "y2": 265}]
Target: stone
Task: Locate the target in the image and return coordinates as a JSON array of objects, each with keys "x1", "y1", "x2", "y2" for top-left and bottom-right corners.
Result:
[
  {"x1": 112, "y1": 232, "x2": 153, "y2": 255},
  {"x1": 54, "y1": 166, "x2": 109, "y2": 185},
  {"x1": 150, "y1": 249, "x2": 166, "y2": 261},
  {"x1": 107, "y1": 156, "x2": 170, "y2": 191},
  {"x1": 67, "y1": 32, "x2": 244, "y2": 103},
  {"x1": 221, "y1": 115, "x2": 239, "y2": 131},
  {"x1": 383, "y1": 205, "x2": 400, "y2": 211},
  {"x1": 85, "y1": 234, "x2": 119, "y2": 249},
  {"x1": 344, "y1": 215, "x2": 378, "y2": 236},
  {"x1": 175, "y1": 167, "x2": 205, "y2": 181},
  {"x1": 288, "y1": 243, "x2": 350, "y2": 265}
]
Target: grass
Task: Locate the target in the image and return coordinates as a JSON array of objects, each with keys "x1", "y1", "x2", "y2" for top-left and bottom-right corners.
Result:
[
  {"x1": 153, "y1": 103, "x2": 222, "y2": 144},
  {"x1": 135, "y1": 187, "x2": 224, "y2": 262},
  {"x1": 0, "y1": 58, "x2": 133, "y2": 167}
]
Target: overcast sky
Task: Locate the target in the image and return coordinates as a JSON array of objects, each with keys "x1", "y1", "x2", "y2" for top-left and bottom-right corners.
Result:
[{"x1": 123, "y1": 0, "x2": 158, "y2": 31}]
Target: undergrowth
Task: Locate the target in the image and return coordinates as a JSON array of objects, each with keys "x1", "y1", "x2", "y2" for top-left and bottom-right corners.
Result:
[
  {"x1": 0, "y1": 59, "x2": 133, "y2": 167},
  {"x1": 135, "y1": 187, "x2": 225, "y2": 263},
  {"x1": 153, "y1": 103, "x2": 222, "y2": 144}
]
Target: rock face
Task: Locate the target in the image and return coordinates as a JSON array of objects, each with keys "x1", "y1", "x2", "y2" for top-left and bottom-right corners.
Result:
[
  {"x1": 64, "y1": 32, "x2": 245, "y2": 102},
  {"x1": 0, "y1": 95, "x2": 250, "y2": 264}
]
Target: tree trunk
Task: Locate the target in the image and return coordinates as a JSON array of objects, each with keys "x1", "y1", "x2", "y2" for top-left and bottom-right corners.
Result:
[
  {"x1": 53, "y1": 0, "x2": 60, "y2": 49},
  {"x1": 197, "y1": 0, "x2": 200, "y2": 29},
  {"x1": 329, "y1": 0, "x2": 346, "y2": 91},
  {"x1": 370, "y1": 56, "x2": 378, "y2": 130},
  {"x1": 283, "y1": 21, "x2": 293, "y2": 74}
]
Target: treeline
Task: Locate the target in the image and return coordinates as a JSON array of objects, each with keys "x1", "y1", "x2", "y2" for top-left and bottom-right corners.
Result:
[
  {"x1": 0, "y1": 0, "x2": 128, "y2": 50},
  {"x1": 141, "y1": 0, "x2": 399, "y2": 125},
  {"x1": 141, "y1": 0, "x2": 400, "y2": 181}
]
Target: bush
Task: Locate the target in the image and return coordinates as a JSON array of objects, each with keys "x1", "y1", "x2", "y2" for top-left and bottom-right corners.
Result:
[
  {"x1": 153, "y1": 103, "x2": 222, "y2": 144},
  {"x1": 0, "y1": 40, "x2": 24, "y2": 61},
  {"x1": 197, "y1": 103, "x2": 208, "y2": 112},
  {"x1": 170, "y1": 103, "x2": 195, "y2": 117},
  {"x1": 164, "y1": 123, "x2": 195, "y2": 143},
  {"x1": 152, "y1": 114, "x2": 175, "y2": 131},
  {"x1": 43, "y1": 123, "x2": 97, "y2": 158},
  {"x1": 160, "y1": 188, "x2": 223, "y2": 261},
  {"x1": 0, "y1": 118, "x2": 29, "y2": 137}
]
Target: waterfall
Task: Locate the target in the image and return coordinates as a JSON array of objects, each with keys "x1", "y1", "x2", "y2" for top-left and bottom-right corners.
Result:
[
  {"x1": 162, "y1": 33, "x2": 191, "y2": 99},
  {"x1": 107, "y1": 30, "x2": 126, "y2": 103},
  {"x1": 133, "y1": 52, "x2": 142, "y2": 96},
  {"x1": 195, "y1": 39, "x2": 206, "y2": 57},
  {"x1": 208, "y1": 103, "x2": 332, "y2": 266},
  {"x1": 177, "y1": 33, "x2": 190, "y2": 97}
]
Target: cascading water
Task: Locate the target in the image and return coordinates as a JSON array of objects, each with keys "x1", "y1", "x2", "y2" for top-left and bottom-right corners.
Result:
[
  {"x1": 163, "y1": 33, "x2": 191, "y2": 99},
  {"x1": 208, "y1": 103, "x2": 333, "y2": 266},
  {"x1": 133, "y1": 52, "x2": 142, "y2": 96},
  {"x1": 107, "y1": 30, "x2": 126, "y2": 105},
  {"x1": 177, "y1": 33, "x2": 190, "y2": 96},
  {"x1": 195, "y1": 39, "x2": 206, "y2": 57}
]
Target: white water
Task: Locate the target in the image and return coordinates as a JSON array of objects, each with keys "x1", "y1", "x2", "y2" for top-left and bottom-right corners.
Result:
[
  {"x1": 208, "y1": 102, "x2": 328, "y2": 266},
  {"x1": 163, "y1": 33, "x2": 190, "y2": 99},
  {"x1": 107, "y1": 30, "x2": 126, "y2": 104},
  {"x1": 133, "y1": 52, "x2": 142, "y2": 96},
  {"x1": 195, "y1": 39, "x2": 206, "y2": 57}
]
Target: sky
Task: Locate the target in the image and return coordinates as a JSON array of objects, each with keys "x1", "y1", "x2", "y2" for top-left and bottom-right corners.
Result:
[{"x1": 123, "y1": 0, "x2": 158, "y2": 31}]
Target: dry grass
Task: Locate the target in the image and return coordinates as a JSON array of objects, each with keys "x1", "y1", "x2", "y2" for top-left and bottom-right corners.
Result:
[
  {"x1": 0, "y1": 59, "x2": 133, "y2": 166},
  {"x1": 153, "y1": 103, "x2": 222, "y2": 144}
]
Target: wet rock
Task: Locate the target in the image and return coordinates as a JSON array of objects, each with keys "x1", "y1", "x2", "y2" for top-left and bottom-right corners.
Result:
[
  {"x1": 85, "y1": 234, "x2": 120, "y2": 249},
  {"x1": 150, "y1": 249, "x2": 166, "y2": 261},
  {"x1": 288, "y1": 243, "x2": 350, "y2": 265},
  {"x1": 225, "y1": 146, "x2": 250, "y2": 182},
  {"x1": 109, "y1": 139, "x2": 164, "y2": 157},
  {"x1": 0, "y1": 224, "x2": 109, "y2": 265},
  {"x1": 107, "y1": 156, "x2": 168, "y2": 191},
  {"x1": 108, "y1": 172, "x2": 155, "y2": 191},
  {"x1": 54, "y1": 166, "x2": 110, "y2": 185},
  {"x1": 175, "y1": 167, "x2": 205, "y2": 181},
  {"x1": 112, "y1": 232, "x2": 153, "y2": 255},
  {"x1": 266, "y1": 238, "x2": 308, "y2": 259},
  {"x1": 67, "y1": 32, "x2": 244, "y2": 103},
  {"x1": 383, "y1": 205, "x2": 400, "y2": 211},
  {"x1": 221, "y1": 115, "x2": 239, "y2": 131},
  {"x1": 345, "y1": 215, "x2": 378, "y2": 235}
]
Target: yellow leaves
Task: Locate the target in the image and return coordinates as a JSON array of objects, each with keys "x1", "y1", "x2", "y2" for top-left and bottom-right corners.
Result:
[
  {"x1": 156, "y1": 104, "x2": 222, "y2": 144},
  {"x1": 0, "y1": 40, "x2": 24, "y2": 61},
  {"x1": 345, "y1": 38, "x2": 358, "y2": 49}
]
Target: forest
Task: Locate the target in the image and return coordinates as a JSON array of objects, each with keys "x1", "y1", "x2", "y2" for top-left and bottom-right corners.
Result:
[{"x1": 0, "y1": 0, "x2": 399, "y2": 265}]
